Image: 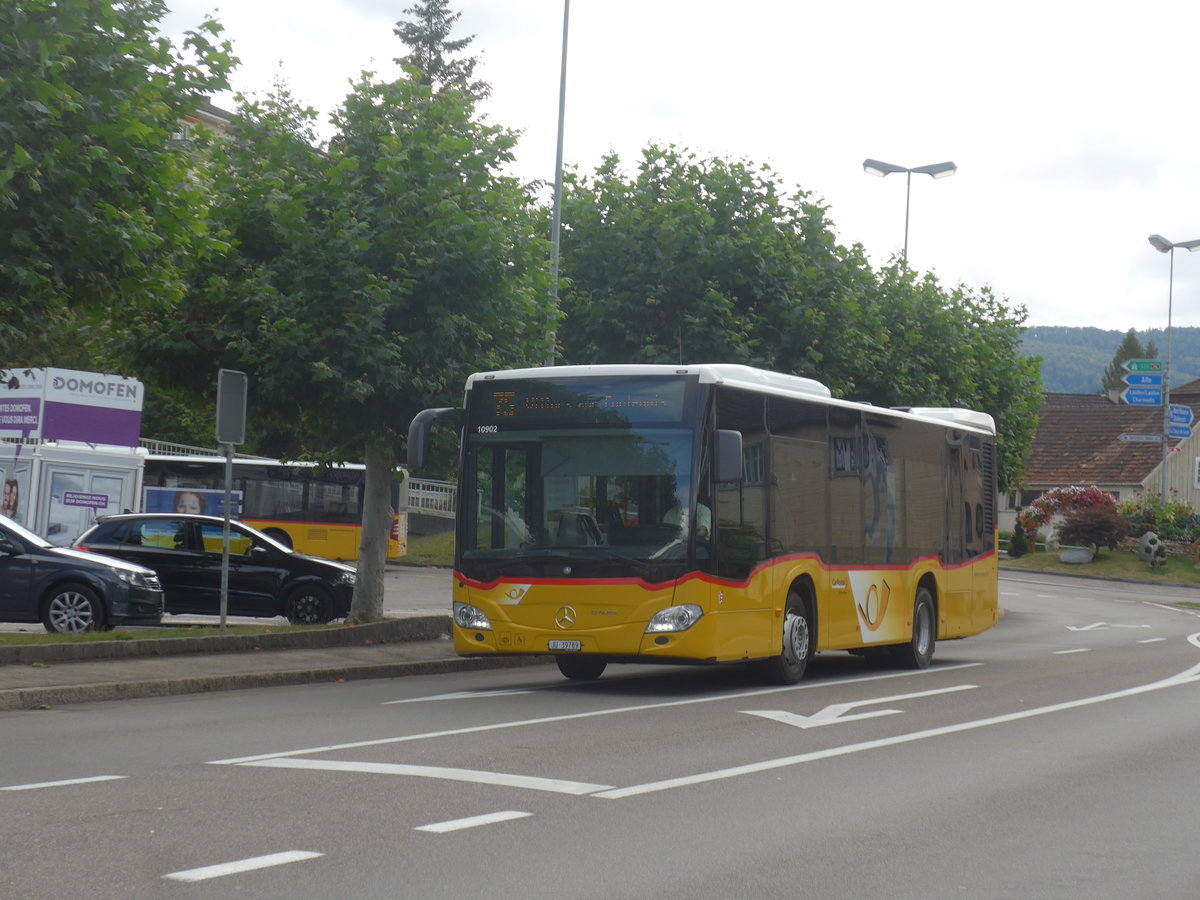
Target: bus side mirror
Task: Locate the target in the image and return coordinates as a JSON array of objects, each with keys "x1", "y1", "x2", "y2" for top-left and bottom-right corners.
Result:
[
  {"x1": 715, "y1": 429, "x2": 743, "y2": 483},
  {"x1": 407, "y1": 408, "x2": 464, "y2": 471}
]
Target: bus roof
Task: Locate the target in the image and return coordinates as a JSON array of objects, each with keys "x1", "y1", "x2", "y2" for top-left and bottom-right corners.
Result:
[{"x1": 464, "y1": 364, "x2": 996, "y2": 436}]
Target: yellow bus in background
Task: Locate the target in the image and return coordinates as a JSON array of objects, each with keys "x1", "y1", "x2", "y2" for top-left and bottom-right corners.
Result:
[
  {"x1": 141, "y1": 445, "x2": 405, "y2": 562},
  {"x1": 409, "y1": 364, "x2": 997, "y2": 683}
]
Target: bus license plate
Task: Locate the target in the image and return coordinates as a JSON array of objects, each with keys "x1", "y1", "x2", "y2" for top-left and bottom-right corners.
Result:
[{"x1": 548, "y1": 640, "x2": 581, "y2": 651}]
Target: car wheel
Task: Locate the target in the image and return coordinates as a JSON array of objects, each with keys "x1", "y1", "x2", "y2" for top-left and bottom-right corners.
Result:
[
  {"x1": 42, "y1": 583, "x2": 107, "y2": 634},
  {"x1": 286, "y1": 584, "x2": 333, "y2": 625}
]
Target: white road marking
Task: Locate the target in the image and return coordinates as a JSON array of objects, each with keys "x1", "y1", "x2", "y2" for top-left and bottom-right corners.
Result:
[
  {"x1": 594, "y1": 636, "x2": 1200, "y2": 800},
  {"x1": 1139, "y1": 638, "x2": 1168, "y2": 644},
  {"x1": 2, "y1": 775, "x2": 126, "y2": 792},
  {"x1": 242, "y1": 757, "x2": 613, "y2": 795},
  {"x1": 1054, "y1": 649, "x2": 1090, "y2": 655},
  {"x1": 416, "y1": 811, "x2": 533, "y2": 833},
  {"x1": 388, "y1": 689, "x2": 534, "y2": 704},
  {"x1": 209, "y1": 663, "x2": 982, "y2": 766},
  {"x1": 742, "y1": 685, "x2": 978, "y2": 729},
  {"x1": 163, "y1": 851, "x2": 322, "y2": 882},
  {"x1": 1067, "y1": 622, "x2": 1151, "y2": 631}
]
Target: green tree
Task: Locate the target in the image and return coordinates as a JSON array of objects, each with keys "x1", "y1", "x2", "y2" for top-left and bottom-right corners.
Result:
[
  {"x1": 558, "y1": 145, "x2": 1042, "y2": 490},
  {"x1": 392, "y1": 0, "x2": 488, "y2": 98},
  {"x1": 0, "y1": 0, "x2": 235, "y2": 357},
  {"x1": 558, "y1": 145, "x2": 842, "y2": 367},
  {"x1": 1100, "y1": 329, "x2": 1159, "y2": 394},
  {"x1": 121, "y1": 73, "x2": 554, "y2": 622}
]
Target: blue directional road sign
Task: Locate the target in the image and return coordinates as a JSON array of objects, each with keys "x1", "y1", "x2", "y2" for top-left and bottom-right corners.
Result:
[
  {"x1": 1124, "y1": 372, "x2": 1164, "y2": 387},
  {"x1": 1121, "y1": 386, "x2": 1163, "y2": 406},
  {"x1": 1168, "y1": 424, "x2": 1192, "y2": 440},
  {"x1": 1169, "y1": 404, "x2": 1194, "y2": 426}
]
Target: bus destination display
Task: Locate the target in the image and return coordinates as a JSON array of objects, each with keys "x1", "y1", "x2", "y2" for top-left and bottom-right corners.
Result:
[{"x1": 472, "y1": 377, "x2": 692, "y2": 427}]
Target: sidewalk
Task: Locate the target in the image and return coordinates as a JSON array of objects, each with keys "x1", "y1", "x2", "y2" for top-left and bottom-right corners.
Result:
[{"x1": 0, "y1": 564, "x2": 547, "y2": 710}]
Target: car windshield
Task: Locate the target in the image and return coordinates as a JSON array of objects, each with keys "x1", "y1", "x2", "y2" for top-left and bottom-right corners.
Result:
[{"x1": 0, "y1": 513, "x2": 52, "y2": 548}]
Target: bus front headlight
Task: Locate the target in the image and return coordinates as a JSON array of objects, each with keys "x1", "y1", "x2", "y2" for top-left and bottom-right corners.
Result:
[
  {"x1": 645, "y1": 604, "x2": 703, "y2": 633},
  {"x1": 453, "y1": 601, "x2": 492, "y2": 631}
]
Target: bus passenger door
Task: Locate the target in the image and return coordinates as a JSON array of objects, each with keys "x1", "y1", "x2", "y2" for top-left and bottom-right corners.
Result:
[{"x1": 941, "y1": 435, "x2": 973, "y2": 636}]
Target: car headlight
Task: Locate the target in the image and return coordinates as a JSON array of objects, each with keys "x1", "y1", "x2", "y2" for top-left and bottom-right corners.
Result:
[
  {"x1": 453, "y1": 601, "x2": 492, "y2": 631},
  {"x1": 645, "y1": 604, "x2": 703, "y2": 633},
  {"x1": 334, "y1": 570, "x2": 356, "y2": 586},
  {"x1": 114, "y1": 569, "x2": 149, "y2": 588}
]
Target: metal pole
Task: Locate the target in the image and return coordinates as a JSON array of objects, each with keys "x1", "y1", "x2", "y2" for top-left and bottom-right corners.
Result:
[
  {"x1": 220, "y1": 442, "x2": 232, "y2": 630},
  {"x1": 902, "y1": 169, "x2": 912, "y2": 263},
  {"x1": 545, "y1": 0, "x2": 570, "y2": 368},
  {"x1": 1161, "y1": 247, "x2": 1175, "y2": 498}
]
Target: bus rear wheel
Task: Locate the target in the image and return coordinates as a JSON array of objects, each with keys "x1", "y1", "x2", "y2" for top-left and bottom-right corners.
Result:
[
  {"x1": 555, "y1": 655, "x2": 607, "y2": 680},
  {"x1": 760, "y1": 589, "x2": 813, "y2": 685},
  {"x1": 892, "y1": 585, "x2": 936, "y2": 669}
]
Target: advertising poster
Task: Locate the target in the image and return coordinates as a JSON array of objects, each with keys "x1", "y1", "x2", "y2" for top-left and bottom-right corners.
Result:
[{"x1": 144, "y1": 486, "x2": 242, "y2": 517}]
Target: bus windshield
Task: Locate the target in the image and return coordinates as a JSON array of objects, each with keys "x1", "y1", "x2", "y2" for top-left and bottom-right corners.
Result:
[{"x1": 460, "y1": 426, "x2": 700, "y2": 582}]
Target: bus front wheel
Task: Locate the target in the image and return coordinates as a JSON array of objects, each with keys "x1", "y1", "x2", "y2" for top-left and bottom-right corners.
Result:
[
  {"x1": 892, "y1": 585, "x2": 936, "y2": 669},
  {"x1": 555, "y1": 655, "x2": 607, "y2": 680},
  {"x1": 760, "y1": 589, "x2": 813, "y2": 685}
]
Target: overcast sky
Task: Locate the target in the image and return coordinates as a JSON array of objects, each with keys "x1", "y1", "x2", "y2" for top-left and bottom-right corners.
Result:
[{"x1": 161, "y1": 0, "x2": 1200, "y2": 332}]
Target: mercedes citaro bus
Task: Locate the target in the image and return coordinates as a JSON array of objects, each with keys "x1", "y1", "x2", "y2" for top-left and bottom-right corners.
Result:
[{"x1": 409, "y1": 364, "x2": 999, "y2": 682}]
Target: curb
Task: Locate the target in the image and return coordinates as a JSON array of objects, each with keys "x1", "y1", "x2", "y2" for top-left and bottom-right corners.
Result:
[
  {"x1": 0, "y1": 616, "x2": 452, "y2": 666},
  {"x1": 0, "y1": 653, "x2": 547, "y2": 711}
]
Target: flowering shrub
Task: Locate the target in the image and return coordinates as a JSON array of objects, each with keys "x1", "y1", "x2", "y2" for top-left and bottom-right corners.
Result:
[
  {"x1": 1056, "y1": 505, "x2": 1130, "y2": 554},
  {"x1": 1117, "y1": 491, "x2": 1200, "y2": 541},
  {"x1": 1016, "y1": 485, "x2": 1118, "y2": 539}
]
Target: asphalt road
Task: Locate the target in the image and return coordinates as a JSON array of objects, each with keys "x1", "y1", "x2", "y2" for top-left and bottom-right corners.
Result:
[{"x1": 4, "y1": 572, "x2": 1200, "y2": 898}]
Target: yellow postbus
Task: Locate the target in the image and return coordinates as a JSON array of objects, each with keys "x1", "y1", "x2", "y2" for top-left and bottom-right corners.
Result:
[
  {"x1": 409, "y1": 364, "x2": 997, "y2": 683},
  {"x1": 141, "y1": 446, "x2": 406, "y2": 562}
]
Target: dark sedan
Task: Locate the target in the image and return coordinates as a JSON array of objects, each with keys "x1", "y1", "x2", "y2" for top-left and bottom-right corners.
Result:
[
  {"x1": 0, "y1": 514, "x2": 163, "y2": 633},
  {"x1": 74, "y1": 514, "x2": 356, "y2": 624}
]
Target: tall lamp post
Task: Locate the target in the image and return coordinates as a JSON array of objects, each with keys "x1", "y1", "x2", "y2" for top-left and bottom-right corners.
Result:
[
  {"x1": 545, "y1": 0, "x2": 570, "y2": 367},
  {"x1": 1148, "y1": 233, "x2": 1200, "y2": 496},
  {"x1": 862, "y1": 159, "x2": 957, "y2": 263}
]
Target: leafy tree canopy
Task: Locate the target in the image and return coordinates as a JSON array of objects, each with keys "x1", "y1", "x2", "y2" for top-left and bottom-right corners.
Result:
[
  {"x1": 0, "y1": 0, "x2": 235, "y2": 356},
  {"x1": 557, "y1": 144, "x2": 1040, "y2": 489}
]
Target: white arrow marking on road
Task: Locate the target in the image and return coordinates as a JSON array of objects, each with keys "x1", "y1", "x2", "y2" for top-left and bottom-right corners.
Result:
[
  {"x1": 741, "y1": 684, "x2": 978, "y2": 729},
  {"x1": 1066, "y1": 623, "x2": 1152, "y2": 631}
]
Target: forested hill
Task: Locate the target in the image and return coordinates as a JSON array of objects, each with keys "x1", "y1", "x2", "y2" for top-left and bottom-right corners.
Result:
[{"x1": 1021, "y1": 326, "x2": 1200, "y2": 394}]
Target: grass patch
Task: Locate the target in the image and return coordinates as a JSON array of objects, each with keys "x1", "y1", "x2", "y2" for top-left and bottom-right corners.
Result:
[
  {"x1": 403, "y1": 530, "x2": 454, "y2": 567},
  {"x1": 0, "y1": 622, "x2": 335, "y2": 647},
  {"x1": 1002, "y1": 549, "x2": 1200, "y2": 586}
]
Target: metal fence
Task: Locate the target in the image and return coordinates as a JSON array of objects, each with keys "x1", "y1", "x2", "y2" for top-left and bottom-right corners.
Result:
[{"x1": 408, "y1": 478, "x2": 457, "y2": 518}]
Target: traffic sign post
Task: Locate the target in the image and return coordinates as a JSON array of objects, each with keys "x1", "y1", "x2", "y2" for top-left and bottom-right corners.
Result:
[
  {"x1": 1121, "y1": 386, "x2": 1163, "y2": 406},
  {"x1": 1169, "y1": 404, "x2": 1193, "y2": 426},
  {"x1": 1123, "y1": 373, "x2": 1163, "y2": 387},
  {"x1": 1124, "y1": 359, "x2": 1164, "y2": 373}
]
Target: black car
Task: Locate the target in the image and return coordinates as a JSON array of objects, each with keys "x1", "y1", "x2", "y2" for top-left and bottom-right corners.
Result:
[
  {"x1": 0, "y1": 513, "x2": 164, "y2": 633},
  {"x1": 74, "y1": 514, "x2": 356, "y2": 624}
]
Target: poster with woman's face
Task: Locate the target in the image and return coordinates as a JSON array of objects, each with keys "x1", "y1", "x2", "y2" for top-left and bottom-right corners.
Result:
[
  {"x1": 1, "y1": 465, "x2": 27, "y2": 524},
  {"x1": 143, "y1": 487, "x2": 241, "y2": 517}
]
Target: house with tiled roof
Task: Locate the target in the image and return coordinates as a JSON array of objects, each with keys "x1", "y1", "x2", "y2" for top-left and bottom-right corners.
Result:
[{"x1": 999, "y1": 380, "x2": 1200, "y2": 531}]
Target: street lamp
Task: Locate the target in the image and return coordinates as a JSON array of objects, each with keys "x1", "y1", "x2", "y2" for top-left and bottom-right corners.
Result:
[
  {"x1": 545, "y1": 0, "x2": 570, "y2": 367},
  {"x1": 863, "y1": 159, "x2": 957, "y2": 262},
  {"x1": 1148, "y1": 233, "x2": 1200, "y2": 496}
]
